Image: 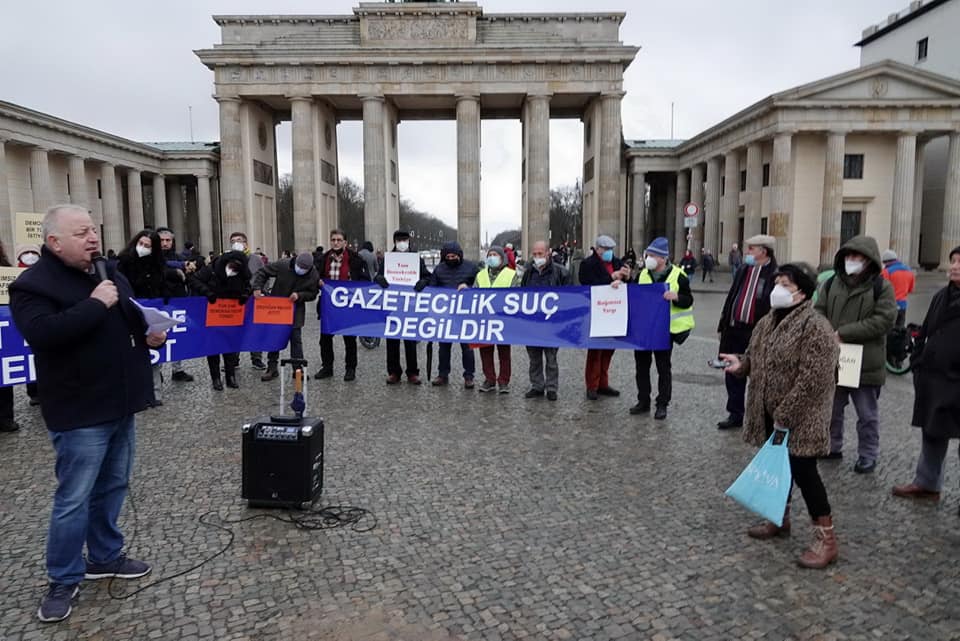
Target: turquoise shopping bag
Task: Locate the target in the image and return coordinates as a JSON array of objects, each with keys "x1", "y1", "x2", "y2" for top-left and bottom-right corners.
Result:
[{"x1": 725, "y1": 428, "x2": 792, "y2": 526}]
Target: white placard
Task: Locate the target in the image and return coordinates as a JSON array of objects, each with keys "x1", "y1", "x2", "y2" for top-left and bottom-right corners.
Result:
[
  {"x1": 129, "y1": 298, "x2": 185, "y2": 335},
  {"x1": 383, "y1": 252, "x2": 420, "y2": 286},
  {"x1": 589, "y1": 285, "x2": 629, "y2": 337},
  {"x1": 837, "y1": 343, "x2": 863, "y2": 389}
]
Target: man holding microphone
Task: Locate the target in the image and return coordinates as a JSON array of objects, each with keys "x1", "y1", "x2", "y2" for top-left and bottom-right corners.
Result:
[{"x1": 10, "y1": 204, "x2": 167, "y2": 623}]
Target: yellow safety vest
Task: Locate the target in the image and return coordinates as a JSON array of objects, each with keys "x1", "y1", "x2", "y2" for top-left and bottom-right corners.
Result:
[
  {"x1": 638, "y1": 266, "x2": 696, "y2": 334},
  {"x1": 476, "y1": 267, "x2": 516, "y2": 288}
]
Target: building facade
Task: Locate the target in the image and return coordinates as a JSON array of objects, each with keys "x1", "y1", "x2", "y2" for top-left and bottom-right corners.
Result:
[{"x1": 0, "y1": 100, "x2": 221, "y2": 255}]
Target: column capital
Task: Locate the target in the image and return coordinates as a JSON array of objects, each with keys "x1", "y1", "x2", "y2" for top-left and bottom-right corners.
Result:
[
  {"x1": 194, "y1": 172, "x2": 211, "y2": 180},
  {"x1": 628, "y1": 158, "x2": 646, "y2": 176},
  {"x1": 214, "y1": 95, "x2": 242, "y2": 104},
  {"x1": 525, "y1": 92, "x2": 553, "y2": 101},
  {"x1": 287, "y1": 95, "x2": 314, "y2": 104},
  {"x1": 600, "y1": 90, "x2": 626, "y2": 100},
  {"x1": 153, "y1": 173, "x2": 166, "y2": 180},
  {"x1": 359, "y1": 94, "x2": 385, "y2": 103},
  {"x1": 455, "y1": 93, "x2": 480, "y2": 103},
  {"x1": 100, "y1": 161, "x2": 115, "y2": 169}
]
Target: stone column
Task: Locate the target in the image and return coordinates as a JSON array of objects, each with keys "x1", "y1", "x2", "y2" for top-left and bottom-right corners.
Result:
[
  {"x1": 152, "y1": 174, "x2": 168, "y2": 228},
  {"x1": 597, "y1": 91, "x2": 624, "y2": 238},
  {"x1": 705, "y1": 157, "x2": 722, "y2": 254},
  {"x1": 362, "y1": 95, "x2": 387, "y2": 252},
  {"x1": 217, "y1": 97, "x2": 245, "y2": 246},
  {"x1": 910, "y1": 139, "x2": 926, "y2": 266},
  {"x1": 0, "y1": 140, "x2": 12, "y2": 245},
  {"x1": 721, "y1": 151, "x2": 739, "y2": 258},
  {"x1": 456, "y1": 95, "x2": 481, "y2": 258},
  {"x1": 940, "y1": 131, "x2": 960, "y2": 270},
  {"x1": 630, "y1": 164, "x2": 646, "y2": 252},
  {"x1": 127, "y1": 169, "x2": 144, "y2": 233},
  {"x1": 890, "y1": 132, "x2": 918, "y2": 261},
  {"x1": 100, "y1": 162, "x2": 123, "y2": 253},
  {"x1": 290, "y1": 96, "x2": 316, "y2": 252},
  {"x1": 770, "y1": 132, "x2": 794, "y2": 261},
  {"x1": 68, "y1": 155, "x2": 88, "y2": 210},
  {"x1": 524, "y1": 93, "x2": 550, "y2": 255},
  {"x1": 166, "y1": 179, "x2": 185, "y2": 243},
  {"x1": 196, "y1": 174, "x2": 213, "y2": 254},
  {"x1": 744, "y1": 142, "x2": 763, "y2": 238},
  {"x1": 674, "y1": 170, "x2": 690, "y2": 261},
  {"x1": 689, "y1": 164, "x2": 705, "y2": 251},
  {"x1": 820, "y1": 131, "x2": 845, "y2": 267},
  {"x1": 30, "y1": 147, "x2": 53, "y2": 212}
]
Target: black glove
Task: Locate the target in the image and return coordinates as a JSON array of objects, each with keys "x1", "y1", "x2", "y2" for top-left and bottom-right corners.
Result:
[
  {"x1": 206, "y1": 294, "x2": 218, "y2": 304},
  {"x1": 414, "y1": 279, "x2": 428, "y2": 293},
  {"x1": 237, "y1": 295, "x2": 249, "y2": 306},
  {"x1": 375, "y1": 274, "x2": 389, "y2": 289}
]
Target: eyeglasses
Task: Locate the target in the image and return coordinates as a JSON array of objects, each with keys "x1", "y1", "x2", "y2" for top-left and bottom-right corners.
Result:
[{"x1": 330, "y1": 238, "x2": 345, "y2": 243}]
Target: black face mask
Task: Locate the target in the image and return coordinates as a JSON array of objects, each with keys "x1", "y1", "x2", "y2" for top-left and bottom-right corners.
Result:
[{"x1": 444, "y1": 257, "x2": 461, "y2": 267}]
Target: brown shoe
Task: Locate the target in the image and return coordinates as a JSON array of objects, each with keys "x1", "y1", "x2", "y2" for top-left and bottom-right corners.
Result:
[
  {"x1": 892, "y1": 483, "x2": 941, "y2": 500},
  {"x1": 407, "y1": 375, "x2": 422, "y2": 385},
  {"x1": 385, "y1": 374, "x2": 401, "y2": 385},
  {"x1": 797, "y1": 515, "x2": 838, "y2": 569},
  {"x1": 431, "y1": 376, "x2": 448, "y2": 387},
  {"x1": 747, "y1": 516, "x2": 791, "y2": 540}
]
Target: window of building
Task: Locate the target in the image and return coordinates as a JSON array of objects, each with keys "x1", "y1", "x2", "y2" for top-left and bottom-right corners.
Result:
[
  {"x1": 739, "y1": 170, "x2": 747, "y2": 192},
  {"x1": 66, "y1": 173, "x2": 71, "y2": 195},
  {"x1": 762, "y1": 163, "x2": 770, "y2": 187},
  {"x1": 760, "y1": 217, "x2": 768, "y2": 235},
  {"x1": 917, "y1": 37, "x2": 928, "y2": 62},
  {"x1": 97, "y1": 179, "x2": 102, "y2": 199},
  {"x1": 843, "y1": 154, "x2": 864, "y2": 180},
  {"x1": 841, "y1": 210, "x2": 862, "y2": 245}
]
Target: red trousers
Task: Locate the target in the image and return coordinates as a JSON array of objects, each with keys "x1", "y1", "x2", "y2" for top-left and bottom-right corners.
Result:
[
  {"x1": 479, "y1": 345, "x2": 511, "y2": 385},
  {"x1": 585, "y1": 349, "x2": 614, "y2": 391}
]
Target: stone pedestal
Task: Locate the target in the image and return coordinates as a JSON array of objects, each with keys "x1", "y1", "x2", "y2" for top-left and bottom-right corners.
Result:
[
  {"x1": 457, "y1": 95, "x2": 481, "y2": 258},
  {"x1": 820, "y1": 132, "x2": 845, "y2": 267}
]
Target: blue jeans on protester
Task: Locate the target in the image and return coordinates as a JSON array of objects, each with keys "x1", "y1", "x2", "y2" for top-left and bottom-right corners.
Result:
[
  {"x1": 437, "y1": 342, "x2": 475, "y2": 380},
  {"x1": 46, "y1": 415, "x2": 135, "y2": 586}
]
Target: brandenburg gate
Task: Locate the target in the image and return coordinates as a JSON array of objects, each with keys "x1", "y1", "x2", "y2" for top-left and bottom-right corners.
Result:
[{"x1": 196, "y1": 1, "x2": 638, "y2": 256}]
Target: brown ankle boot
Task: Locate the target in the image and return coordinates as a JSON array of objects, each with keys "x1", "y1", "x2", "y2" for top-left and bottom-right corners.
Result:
[
  {"x1": 747, "y1": 516, "x2": 791, "y2": 539},
  {"x1": 797, "y1": 515, "x2": 838, "y2": 569}
]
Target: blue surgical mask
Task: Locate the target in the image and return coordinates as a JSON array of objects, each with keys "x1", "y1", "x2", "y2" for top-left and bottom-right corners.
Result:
[
  {"x1": 486, "y1": 255, "x2": 502, "y2": 269},
  {"x1": 744, "y1": 254, "x2": 756, "y2": 267},
  {"x1": 294, "y1": 266, "x2": 308, "y2": 276},
  {"x1": 601, "y1": 249, "x2": 614, "y2": 262}
]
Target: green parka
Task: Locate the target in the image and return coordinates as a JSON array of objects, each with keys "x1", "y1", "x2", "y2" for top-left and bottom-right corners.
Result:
[{"x1": 814, "y1": 235, "x2": 897, "y2": 387}]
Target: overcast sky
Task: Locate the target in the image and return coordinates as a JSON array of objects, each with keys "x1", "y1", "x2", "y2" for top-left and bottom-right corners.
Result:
[{"x1": 2, "y1": 0, "x2": 908, "y2": 239}]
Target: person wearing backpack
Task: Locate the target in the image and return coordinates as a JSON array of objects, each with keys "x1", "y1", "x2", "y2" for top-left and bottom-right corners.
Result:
[{"x1": 814, "y1": 235, "x2": 897, "y2": 473}]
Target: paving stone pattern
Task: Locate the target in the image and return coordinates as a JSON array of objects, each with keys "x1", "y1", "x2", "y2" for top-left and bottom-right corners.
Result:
[{"x1": 1, "y1": 285, "x2": 958, "y2": 640}]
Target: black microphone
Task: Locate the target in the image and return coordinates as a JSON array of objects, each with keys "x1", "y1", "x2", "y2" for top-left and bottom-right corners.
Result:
[{"x1": 91, "y1": 252, "x2": 109, "y2": 282}]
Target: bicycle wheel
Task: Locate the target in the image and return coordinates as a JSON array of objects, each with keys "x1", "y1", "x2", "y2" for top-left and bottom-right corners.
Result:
[
  {"x1": 359, "y1": 336, "x2": 381, "y2": 350},
  {"x1": 885, "y1": 356, "x2": 911, "y2": 375}
]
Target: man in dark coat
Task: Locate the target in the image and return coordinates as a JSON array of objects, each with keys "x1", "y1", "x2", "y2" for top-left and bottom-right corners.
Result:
[
  {"x1": 578, "y1": 234, "x2": 632, "y2": 400},
  {"x1": 9, "y1": 205, "x2": 166, "y2": 622},
  {"x1": 253, "y1": 252, "x2": 320, "y2": 380},
  {"x1": 522, "y1": 240, "x2": 571, "y2": 400},
  {"x1": 156, "y1": 227, "x2": 195, "y2": 383},
  {"x1": 416, "y1": 240, "x2": 477, "y2": 387},
  {"x1": 717, "y1": 234, "x2": 778, "y2": 429},
  {"x1": 377, "y1": 229, "x2": 432, "y2": 385},
  {"x1": 315, "y1": 228, "x2": 371, "y2": 381},
  {"x1": 892, "y1": 245, "x2": 960, "y2": 509}
]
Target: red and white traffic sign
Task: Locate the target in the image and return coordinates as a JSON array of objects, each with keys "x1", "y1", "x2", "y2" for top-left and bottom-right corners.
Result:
[{"x1": 683, "y1": 202, "x2": 700, "y2": 218}]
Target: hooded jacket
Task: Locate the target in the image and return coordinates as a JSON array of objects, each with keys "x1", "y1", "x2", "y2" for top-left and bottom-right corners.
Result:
[
  {"x1": 189, "y1": 250, "x2": 254, "y2": 300},
  {"x1": 428, "y1": 242, "x2": 477, "y2": 288},
  {"x1": 814, "y1": 235, "x2": 897, "y2": 387}
]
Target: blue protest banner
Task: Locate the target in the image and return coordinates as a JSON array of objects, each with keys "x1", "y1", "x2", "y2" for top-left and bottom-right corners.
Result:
[
  {"x1": 0, "y1": 297, "x2": 292, "y2": 387},
  {"x1": 319, "y1": 282, "x2": 672, "y2": 351}
]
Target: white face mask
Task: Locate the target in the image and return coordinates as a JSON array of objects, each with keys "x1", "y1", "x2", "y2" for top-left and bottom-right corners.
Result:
[
  {"x1": 135, "y1": 244, "x2": 151, "y2": 258},
  {"x1": 486, "y1": 255, "x2": 502, "y2": 269},
  {"x1": 533, "y1": 256, "x2": 547, "y2": 269},
  {"x1": 225, "y1": 267, "x2": 238, "y2": 278},
  {"x1": 644, "y1": 256, "x2": 659, "y2": 271},
  {"x1": 231, "y1": 242, "x2": 246, "y2": 252},
  {"x1": 844, "y1": 259, "x2": 864, "y2": 275},
  {"x1": 395, "y1": 241, "x2": 409, "y2": 252},
  {"x1": 294, "y1": 266, "x2": 308, "y2": 276},
  {"x1": 769, "y1": 284, "x2": 797, "y2": 309},
  {"x1": 20, "y1": 252, "x2": 39, "y2": 266}
]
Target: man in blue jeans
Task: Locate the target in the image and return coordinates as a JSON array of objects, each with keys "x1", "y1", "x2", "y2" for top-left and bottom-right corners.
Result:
[{"x1": 10, "y1": 205, "x2": 167, "y2": 622}]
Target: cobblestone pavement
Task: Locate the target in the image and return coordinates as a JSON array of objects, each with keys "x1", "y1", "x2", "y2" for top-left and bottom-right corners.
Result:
[{"x1": 1, "y1": 285, "x2": 958, "y2": 641}]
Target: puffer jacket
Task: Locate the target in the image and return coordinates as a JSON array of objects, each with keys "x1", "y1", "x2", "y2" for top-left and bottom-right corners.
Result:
[{"x1": 814, "y1": 235, "x2": 897, "y2": 387}]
